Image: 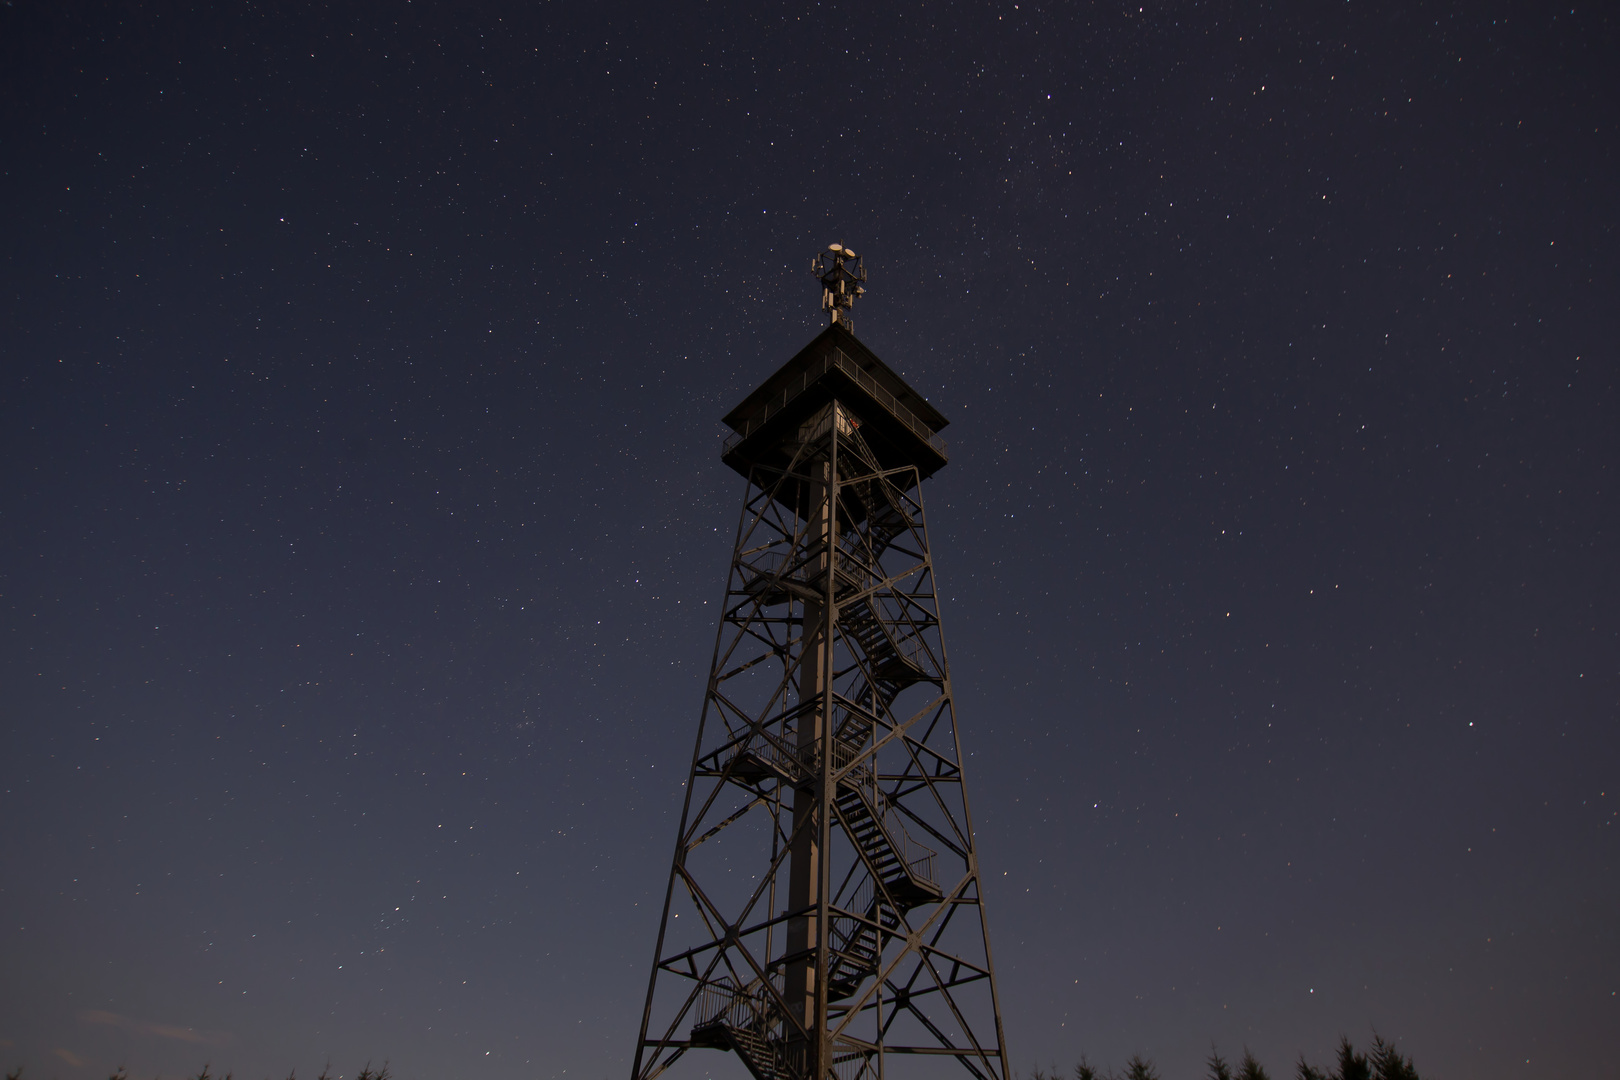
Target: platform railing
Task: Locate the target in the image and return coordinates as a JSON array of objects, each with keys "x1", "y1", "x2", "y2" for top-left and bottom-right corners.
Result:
[
  {"x1": 695, "y1": 979, "x2": 767, "y2": 1031},
  {"x1": 738, "y1": 547, "x2": 876, "y2": 604},
  {"x1": 725, "y1": 724, "x2": 870, "y2": 786},
  {"x1": 721, "y1": 348, "x2": 948, "y2": 459},
  {"x1": 694, "y1": 979, "x2": 866, "y2": 1080}
]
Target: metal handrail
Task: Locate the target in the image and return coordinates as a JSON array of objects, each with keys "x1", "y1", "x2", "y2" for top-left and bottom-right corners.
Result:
[
  {"x1": 738, "y1": 551, "x2": 872, "y2": 604},
  {"x1": 738, "y1": 553, "x2": 935, "y2": 680},
  {"x1": 722, "y1": 354, "x2": 834, "y2": 455},
  {"x1": 845, "y1": 873, "x2": 876, "y2": 919},
  {"x1": 829, "y1": 349, "x2": 945, "y2": 455},
  {"x1": 875, "y1": 790, "x2": 938, "y2": 889},
  {"x1": 696, "y1": 975, "x2": 787, "y2": 1032},
  {"x1": 721, "y1": 347, "x2": 948, "y2": 458},
  {"x1": 695, "y1": 981, "x2": 759, "y2": 1030},
  {"x1": 733, "y1": 733, "x2": 805, "y2": 779},
  {"x1": 881, "y1": 622, "x2": 930, "y2": 676},
  {"x1": 728, "y1": 726, "x2": 868, "y2": 782},
  {"x1": 724, "y1": 736, "x2": 935, "y2": 889}
]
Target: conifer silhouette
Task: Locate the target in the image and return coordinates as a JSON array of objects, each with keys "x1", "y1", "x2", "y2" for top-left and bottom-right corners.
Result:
[
  {"x1": 1295, "y1": 1056, "x2": 1329, "y2": 1080},
  {"x1": 1335, "y1": 1037, "x2": 1372, "y2": 1080},
  {"x1": 1238, "y1": 1048, "x2": 1272, "y2": 1080},
  {"x1": 1122, "y1": 1055, "x2": 1160, "y2": 1080},
  {"x1": 1368, "y1": 1034, "x2": 1421, "y2": 1080}
]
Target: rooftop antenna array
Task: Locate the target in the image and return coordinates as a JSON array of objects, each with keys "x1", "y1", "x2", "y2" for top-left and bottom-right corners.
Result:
[{"x1": 814, "y1": 243, "x2": 866, "y2": 333}]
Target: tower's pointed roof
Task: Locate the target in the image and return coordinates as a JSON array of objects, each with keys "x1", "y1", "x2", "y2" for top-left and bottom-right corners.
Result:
[{"x1": 721, "y1": 322, "x2": 949, "y2": 482}]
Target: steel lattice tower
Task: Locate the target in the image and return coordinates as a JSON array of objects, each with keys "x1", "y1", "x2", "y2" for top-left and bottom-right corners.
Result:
[{"x1": 632, "y1": 246, "x2": 1008, "y2": 1080}]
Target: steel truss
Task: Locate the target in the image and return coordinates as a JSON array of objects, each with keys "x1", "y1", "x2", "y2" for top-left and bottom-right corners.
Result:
[{"x1": 632, "y1": 402, "x2": 1008, "y2": 1080}]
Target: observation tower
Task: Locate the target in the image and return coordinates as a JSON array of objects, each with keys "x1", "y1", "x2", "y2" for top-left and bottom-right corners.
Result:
[{"x1": 631, "y1": 245, "x2": 1008, "y2": 1080}]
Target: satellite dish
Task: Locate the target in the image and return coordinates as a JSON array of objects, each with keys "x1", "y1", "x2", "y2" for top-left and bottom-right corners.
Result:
[
  {"x1": 828, "y1": 243, "x2": 845, "y2": 253},
  {"x1": 843, "y1": 249, "x2": 858, "y2": 259}
]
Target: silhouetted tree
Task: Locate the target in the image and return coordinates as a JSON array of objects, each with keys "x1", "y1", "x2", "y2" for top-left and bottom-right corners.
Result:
[
  {"x1": 1368, "y1": 1035, "x2": 1421, "y2": 1080},
  {"x1": 1292, "y1": 1033, "x2": 1426, "y2": 1080},
  {"x1": 9, "y1": 1059, "x2": 394, "y2": 1080},
  {"x1": 1123, "y1": 1055, "x2": 1159, "y2": 1080},
  {"x1": 1074, "y1": 1056, "x2": 1101, "y2": 1080},
  {"x1": 1238, "y1": 1047, "x2": 1272, "y2": 1080},
  {"x1": 1208, "y1": 1046, "x2": 1234, "y2": 1080},
  {"x1": 1296, "y1": 1057, "x2": 1329, "y2": 1080},
  {"x1": 1335, "y1": 1037, "x2": 1372, "y2": 1080}
]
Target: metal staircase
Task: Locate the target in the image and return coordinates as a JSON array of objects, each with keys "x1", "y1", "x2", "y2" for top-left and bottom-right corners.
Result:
[
  {"x1": 826, "y1": 885, "x2": 901, "y2": 1002},
  {"x1": 844, "y1": 476, "x2": 915, "y2": 563},
  {"x1": 834, "y1": 786, "x2": 940, "y2": 909},
  {"x1": 838, "y1": 595, "x2": 928, "y2": 686},
  {"x1": 690, "y1": 983, "x2": 792, "y2": 1080},
  {"x1": 686, "y1": 418, "x2": 952, "y2": 1075},
  {"x1": 726, "y1": 717, "x2": 867, "y2": 787},
  {"x1": 693, "y1": 781, "x2": 940, "y2": 1063}
]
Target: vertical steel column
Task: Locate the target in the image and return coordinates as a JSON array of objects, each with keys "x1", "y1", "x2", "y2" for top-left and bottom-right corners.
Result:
[
  {"x1": 784, "y1": 454, "x2": 829, "y2": 1037},
  {"x1": 813, "y1": 414, "x2": 839, "y2": 1080}
]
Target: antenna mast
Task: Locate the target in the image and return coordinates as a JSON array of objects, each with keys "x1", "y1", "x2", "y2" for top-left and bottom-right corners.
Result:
[{"x1": 813, "y1": 243, "x2": 866, "y2": 333}]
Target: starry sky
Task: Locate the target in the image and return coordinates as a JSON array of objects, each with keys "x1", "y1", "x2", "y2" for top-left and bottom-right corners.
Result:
[{"x1": 1, "y1": 3, "x2": 1615, "y2": 1079}]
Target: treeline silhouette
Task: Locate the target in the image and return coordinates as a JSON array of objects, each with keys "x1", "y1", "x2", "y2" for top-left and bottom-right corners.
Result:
[
  {"x1": 1030, "y1": 1033, "x2": 1423, "y2": 1080},
  {"x1": 7, "y1": 1034, "x2": 1422, "y2": 1080},
  {"x1": 4, "y1": 1064, "x2": 392, "y2": 1080}
]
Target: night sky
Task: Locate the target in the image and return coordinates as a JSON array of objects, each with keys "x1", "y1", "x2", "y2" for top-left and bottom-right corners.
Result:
[{"x1": 2, "y1": 4, "x2": 1615, "y2": 1079}]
